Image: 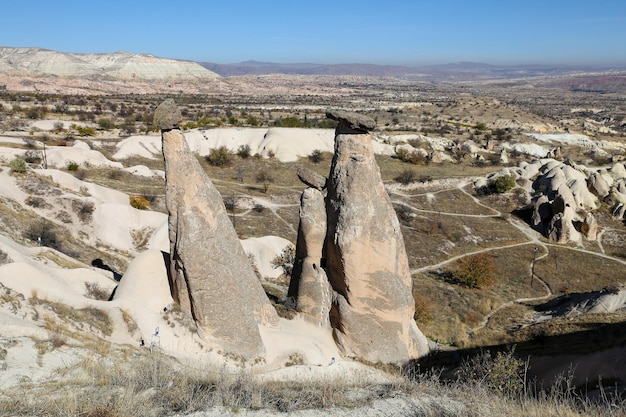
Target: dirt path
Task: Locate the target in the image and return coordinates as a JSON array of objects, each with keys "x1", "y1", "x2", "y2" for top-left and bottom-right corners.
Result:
[{"x1": 404, "y1": 183, "x2": 626, "y2": 335}]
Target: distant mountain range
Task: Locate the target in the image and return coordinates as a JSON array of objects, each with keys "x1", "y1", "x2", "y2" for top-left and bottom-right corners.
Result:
[
  {"x1": 199, "y1": 60, "x2": 626, "y2": 81},
  {"x1": 1, "y1": 47, "x2": 625, "y2": 94}
]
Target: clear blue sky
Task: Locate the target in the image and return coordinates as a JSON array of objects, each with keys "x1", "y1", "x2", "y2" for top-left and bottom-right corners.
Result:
[{"x1": 2, "y1": 0, "x2": 625, "y2": 66}]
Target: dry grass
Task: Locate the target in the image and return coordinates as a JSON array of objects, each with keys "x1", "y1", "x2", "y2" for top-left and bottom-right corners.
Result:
[
  {"x1": 0, "y1": 347, "x2": 622, "y2": 417},
  {"x1": 413, "y1": 244, "x2": 548, "y2": 347},
  {"x1": 534, "y1": 246, "x2": 626, "y2": 294},
  {"x1": 30, "y1": 295, "x2": 113, "y2": 337},
  {"x1": 402, "y1": 213, "x2": 527, "y2": 268}
]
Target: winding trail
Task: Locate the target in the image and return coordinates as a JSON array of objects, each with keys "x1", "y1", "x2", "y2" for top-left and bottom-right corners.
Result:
[{"x1": 399, "y1": 178, "x2": 626, "y2": 335}]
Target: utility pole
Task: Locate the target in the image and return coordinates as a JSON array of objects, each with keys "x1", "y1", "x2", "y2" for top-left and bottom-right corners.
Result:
[{"x1": 530, "y1": 247, "x2": 538, "y2": 287}]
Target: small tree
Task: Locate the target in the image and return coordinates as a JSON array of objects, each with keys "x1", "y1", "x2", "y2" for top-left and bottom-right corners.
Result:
[
  {"x1": 271, "y1": 244, "x2": 296, "y2": 277},
  {"x1": 455, "y1": 253, "x2": 496, "y2": 288},
  {"x1": 256, "y1": 170, "x2": 274, "y2": 193}
]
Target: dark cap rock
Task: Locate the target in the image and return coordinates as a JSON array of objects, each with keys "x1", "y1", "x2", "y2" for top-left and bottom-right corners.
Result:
[
  {"x1": 297, "y1": 166, "x2": 327, "y2": 190},
  {"x1": 326, "y1": 109, "x2": 376, "y2": 133},
  {"x1": 154, "y1": 99, "x2": 182, "y2": 131}
]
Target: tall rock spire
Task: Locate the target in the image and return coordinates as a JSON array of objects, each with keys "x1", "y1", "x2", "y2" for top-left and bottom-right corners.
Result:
[{"x1": 156, "y1": 99, "x2": 277, "y2": 359}]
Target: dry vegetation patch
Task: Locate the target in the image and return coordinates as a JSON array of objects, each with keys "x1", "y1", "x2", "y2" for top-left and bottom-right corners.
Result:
[
  {"x1": 413, "y1": 244, "x2": 548, "y2": 347},
  {"x1": 534, "y1": 246, "x2": 626, "y2": 294}
]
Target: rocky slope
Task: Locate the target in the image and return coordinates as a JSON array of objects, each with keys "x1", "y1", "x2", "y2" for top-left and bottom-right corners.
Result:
[{"x1": 0, "y1": 47, "x2": 221, "y2": 94}]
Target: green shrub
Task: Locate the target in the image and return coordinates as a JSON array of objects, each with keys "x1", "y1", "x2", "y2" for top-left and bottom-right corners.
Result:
[
  {"x1": 129, "y1": 195, "x2": 150, "y2": 210},
  {"x1": 493, "y1": 174, "x2": 516, "y2": 193},
  {"x1": 9, "y1": 157, "x2": 27, "y2": 173},
  {"x1": 97, "y1": 118, "x2": 116, "y2": 130},
  {"x1": 245, "y1": 116, "x2": 259, "y2": 126},
  {"x1": 206, "y1": 146, "x2": 232, "y2": 167},
  {"x1": 67, "y1": 161, "x2": 79, "y2": 171},
  {"x1": 273, "y1": 116, "x2": 303, "y2": 127},
  {"x1": 73, "y1": 125, "x2": 96, "y2": 136}
]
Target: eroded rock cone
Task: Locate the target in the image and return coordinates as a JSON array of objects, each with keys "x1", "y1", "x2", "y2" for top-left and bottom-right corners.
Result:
[
  {"x1": 158, "y1": 100, "x2": 277, "y2": 359},
  {"x1": 288, "y1": 187, "x2": 332, "y2": 327},
  {"x1": 323, "y1": 111, "x2": 429, "y2": 363}
]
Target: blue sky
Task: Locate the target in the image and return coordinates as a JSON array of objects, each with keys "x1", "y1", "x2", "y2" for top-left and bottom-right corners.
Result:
[{"x1": 2, "y1": 0, "x2": 625, "y2": 66}]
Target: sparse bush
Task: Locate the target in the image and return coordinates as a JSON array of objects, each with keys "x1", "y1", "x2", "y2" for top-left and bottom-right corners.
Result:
[
  {"x1": 97, "y1": 118, "x2": 116, "y2": 130},
  {"x1": 25, "y1": 196, "x2": 48, "y2": 209},
  {"x1": 273, "y1": 116, "x2": 303, "y2": 127},
  {"x1": 309, "y1": 149, "x2": 324, "y2": 163},
  {"x1": 9, "y1": 157, "x2": 27, "y2": 173},
  {"x1": 23, "y1": 137, "x2": 38, "y2": 148},
  {"x1": 256, "y1": 170, "x2": 274, "y2": 193},
  {"x1": 130, "y1": 195, "x2": 150, "y2": 210},
  {"x1": 245, "y1": 116, "x2": 259, "y2": 126},
  {"x1": 74, "y1": 125, "x2": 96, "y2": 137},
  {"x1": 26, "y1": 106, "x2": 46, "y2": 120},
  {"x1": 271, "y1": 244, "x2": 295, "y2": 277},
  {"x1": 456, "y1": 347, "x2": 525, "y2": 398},
  {"x1": 395, "y1": 148, "x2": 425, "y2": 165},
  {"x1": 395, "y1": 169, "x2": 417, "y2": 185},
  {"x1": 206, "y1": 146, "x2": 232, "y2": 167},
  {"x1": 413, "y1": 293, "x2": 433, "y2": 324},
  {"x1": 52, "y1": 121, "x2": 65, "y2": 132},
  {"x1": 84, "y1": 282, "x2": 110, "y2": 301},
  {"x1": 474, "y1": 122, "x2": 488, "y2": 131},
  {"x1": 24, "y1": 219, "x2": 60, "y2": 250},
  {"x1": 23, "y1": 150, "x2": 42, "y2": 164},
  {"x1": 394, "y1": 204, "x2": 414, "y2": 223},
  {"x1": 108, "y1": 169, "x2": 123, "y2": 180},
  {"x1": 454, "y1": 253, "x2": 496, "y2": 288},
  {"x1": 76, "y1": 200, "x2": 95, "y2": 222},
  {"x1": 237, "y1": 144, "x2": 251, "y2": 159}
]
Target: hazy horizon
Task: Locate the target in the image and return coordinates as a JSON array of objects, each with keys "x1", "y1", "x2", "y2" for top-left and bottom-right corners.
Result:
[{"x1": 2, "y1": 0, "x2": 625, "y2": 67}]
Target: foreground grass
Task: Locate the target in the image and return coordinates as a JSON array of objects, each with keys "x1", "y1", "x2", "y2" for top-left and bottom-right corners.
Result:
[{"x1": 1, "y1": 348, "x2": 623, "y2": 417}]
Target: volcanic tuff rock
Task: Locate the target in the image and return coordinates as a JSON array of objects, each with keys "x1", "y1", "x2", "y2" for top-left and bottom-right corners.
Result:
[
  {"x1": 159, "y1": 100, "x2": 277, "y2": 358},
  {"x1": 326, "y1": 109, "x2": 376, "y2": 133},
  {"x1": 289, "y1": 187, "x2": 332, "y2": 328},
  {"x1": 296, "y1": 166, "x2": 327, "y2": 190},
  {"x1": 0, "y1": 47, "x2": 219, "y2": 81},
  {"x1": 323, "y1": 112, "x2": 429, "y2": 363}
]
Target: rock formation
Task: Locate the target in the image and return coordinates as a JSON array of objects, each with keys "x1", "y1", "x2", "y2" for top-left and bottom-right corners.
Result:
[
  {"x1": 157, "y1": 99, "x2": 277, "y2": 359},
  {"x1": 288, "y1": 187, "x2": 332, "y2": 328},
  {"x1": 296, "y1": 166, "x2": 327, "y2": 190},
  {"x1": 581, "y1": 212, "x2": 598, "y2": 241},
  {"x1": 112, "y1": 250, "x2": 172, "y2": 314},
  {"x1": 588, "y1": 172, "x2": 610, "y2": 198},
  {"x1": 323, "y1": 110, "x2": 428, "y2": 363}
]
